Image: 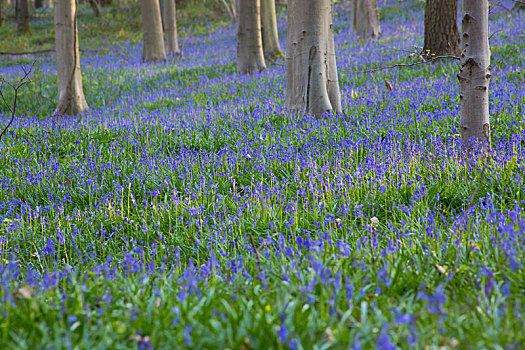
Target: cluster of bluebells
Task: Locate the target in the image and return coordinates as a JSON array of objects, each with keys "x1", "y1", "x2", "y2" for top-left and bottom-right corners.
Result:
[{"x1": 0, "y1": 0, "x2": 524, "y2": 347}]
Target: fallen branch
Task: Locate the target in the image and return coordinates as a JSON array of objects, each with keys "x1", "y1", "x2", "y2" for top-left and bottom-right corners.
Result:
[
  {"x1": 0, "y1": 49, "x2": 55, "y2": 56},
  {"x1": 0, "y1": 47, "x2": 123, "y2": 56},
  {"x1": 352, "y1": 55, "x2": 460, "y2": 74}
]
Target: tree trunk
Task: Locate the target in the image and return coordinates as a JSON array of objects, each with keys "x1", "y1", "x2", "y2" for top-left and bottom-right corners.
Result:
[
  {"x1": 45, "y1": 0, "x2": 53, "y2": 8},
  {"x1": 423, "y1": 0, "x2": 459, "y2": 57},
  {"x1": 0, "y1": 0, "x2": 3, "y2": 27},
  {"x1": 35, "y1": 0, "x2": 43, "y2": 9},
  {"x1": 161, "y1": 0, "x2": 180, "y2": 55},
  {"x1": 17, "y1": 0, "x2": 30, "y2": 34},
  {"x1": 458, "y1": 0, "x2": 490, "y2": 144},
  {"x1": 237, "y1": 0, "x2": 266, "y2": 73},
  {"x1": 54, "y1": 0, "x2": 89, "y2": 116},
  {"x1": 87, "y1": 0, "x2": 101, "y2": 16},
  {"x1": 141, "y1": 0, "x2": 167, "y2": 62},
  {"x1": 260, "y1": 0, "x2": 282, "y2": 59},
  {"x1": 352, "y1": 0, "x2": 380, "y2": 38},
  {"x1": 286, "y1": 0, "x2": 342, "y2": 116}
]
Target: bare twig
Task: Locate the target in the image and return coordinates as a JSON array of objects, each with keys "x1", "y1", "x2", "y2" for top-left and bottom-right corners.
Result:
[
  {"x1": 352, "y1": 55, "x2": 460, "y2": 74},
  {"x1": 0, "y1": 63, "x2": 34, "y2": 143}
]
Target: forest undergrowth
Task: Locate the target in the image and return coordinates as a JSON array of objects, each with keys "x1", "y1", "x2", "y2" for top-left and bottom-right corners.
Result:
[{"x1": 0, "y1": 1, "x2": 525, "y2": 348}]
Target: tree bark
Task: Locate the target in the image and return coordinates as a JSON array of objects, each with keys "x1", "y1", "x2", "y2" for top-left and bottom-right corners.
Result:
[
  {"x1": 352, "y1": 0, "x2": 380, "y2": 38},
  {"x1": 237, "y1": 0, "x2": 266, "y2": 73},
  {"x1": 423, "y1": 0, "x2": 459, "y2": 57},
  {"x1": 161, "y1": 0, "x2": 180, "y2": 56},
  {"x1": 458, "y1": 0, "x2": 490, "y2": 144},
  {"x1": 17, "y1": 0, "x2": 30, "y2": 34},
  {"x1": 44, "y1": 0, "x2": 54, "y2": 8},
  {"x1": 260, "y1": 0, "x2": 282, "y2": 59},
  {"x1": 0, "y1": 0, "x2": 4, "y2": 27},
  {"x1": 286, "y1": 0, "x2": 342, "y2": 117},
  {"x1": 141, "y1": 0, "x2": 167, "y2": 62},
  {"x1": 54, "y1": 0, "x2": 89, "y2": 116}
]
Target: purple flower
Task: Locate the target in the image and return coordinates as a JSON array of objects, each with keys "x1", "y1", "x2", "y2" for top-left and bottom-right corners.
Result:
[
  {"x1": 376, "y1": 325, "x2": 395, "y2": 350},
  {"x1": 183, "y1": 325, "x2": 193, "y2": 347},
  {"x1": 278, "y1": 325, "x2": 288, "y2": 344}
]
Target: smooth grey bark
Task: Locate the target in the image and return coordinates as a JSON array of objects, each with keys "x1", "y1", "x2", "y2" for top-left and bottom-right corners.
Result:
[
  {"x1": 18, "y1": 0, "x2": 30, "y2": 34},
  {"x1": 352, "y1": 0, "x2": 380, "y2": 38},
  {"x1": 423, "y1": 0, "x2": 459, "y2": 57},
  {"x1": 286, "y1": 0, "x2": 342, "y2": 116},
  {"x1": 141, "y1": 0, "x2": 167, "y2": 62},
  {"x1": 161, "y1": 0, "x2": 180, "y2": 55},
  {"x1": 54, "y1": 0, "x2": 89, "y2": 116},
  {"x1": 237, "y1": 0, "x2": 266, "y2": 73},
  {"x1": 260, "y1": 0, "x2": 282, "y2": 59},
  {"x1": 458, "y1": 0, "x2": 491, "y2": 144}
]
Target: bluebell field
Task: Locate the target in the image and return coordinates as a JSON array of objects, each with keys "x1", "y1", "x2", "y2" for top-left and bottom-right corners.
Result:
[{"x1": 0, "y1": 1, "x2": 524, "y2": 348}]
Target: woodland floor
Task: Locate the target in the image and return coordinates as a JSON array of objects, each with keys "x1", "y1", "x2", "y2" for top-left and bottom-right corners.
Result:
[{"x1": 1, "y1": 1, "x2": 525, "y2": 348}]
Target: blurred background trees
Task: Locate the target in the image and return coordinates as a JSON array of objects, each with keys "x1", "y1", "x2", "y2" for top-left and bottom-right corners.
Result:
[{"x1": 0, "y1": 0, "x2": 497, "y2": 141}]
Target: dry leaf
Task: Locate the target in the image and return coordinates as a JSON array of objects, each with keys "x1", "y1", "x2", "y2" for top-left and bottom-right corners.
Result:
[
  {"x1": 434, "y1": 263, "x2": 449, "y2": 277},
  {"x1": 15, "y1": 285, "x2": 33, "y2": 299},
  {"x1": 325, "y1": 327, "x2": 336, "y2": 343}
]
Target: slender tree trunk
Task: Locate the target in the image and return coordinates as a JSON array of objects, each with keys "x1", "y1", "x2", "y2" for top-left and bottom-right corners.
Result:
[
  {"x1": 161, "y1": 0, "x2": 180, "y2": 55},
  {"x1": 219, "y1": 0, "x2": 235, "y2": 20},
  {"x1": 237, "y1": 0, "x2": 266, "y2": 73},
  {"x1": 87, "y1": 0, "x2": 101, "y2": 16},
  {"x1": 423, "y1": 0, "x2": 459, "y2": 57},
  {"x1": 458, "y1": 0, "x2": 490, "y2": 144},
  {"x1": 18, "y1": 0, "x2": 30, "y2": 34},
  {"x1": 35, "y1": 0, "x2": 43, "y2": 9},
  {"x1": 352, "y1": 0, "x2": 380, "y2": 38},
  {"x1": 54, "y1": 0, "x2": 89, "y2": 116},
  {"x1": 260, "y1": 0, "x2": 282, "y2": 59},
  {"x1": 286, "y1": 0, "x2": 342, "y2": 116},
  {"x1": 45, "y1": 0, "x2": 53, "y2": 8},
  {"x1": 141, "y1": 0, "x2": 167, "y2": 62},
  {"x1": 0, "y1": 0, "x2": 4, "y2": 27}
]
